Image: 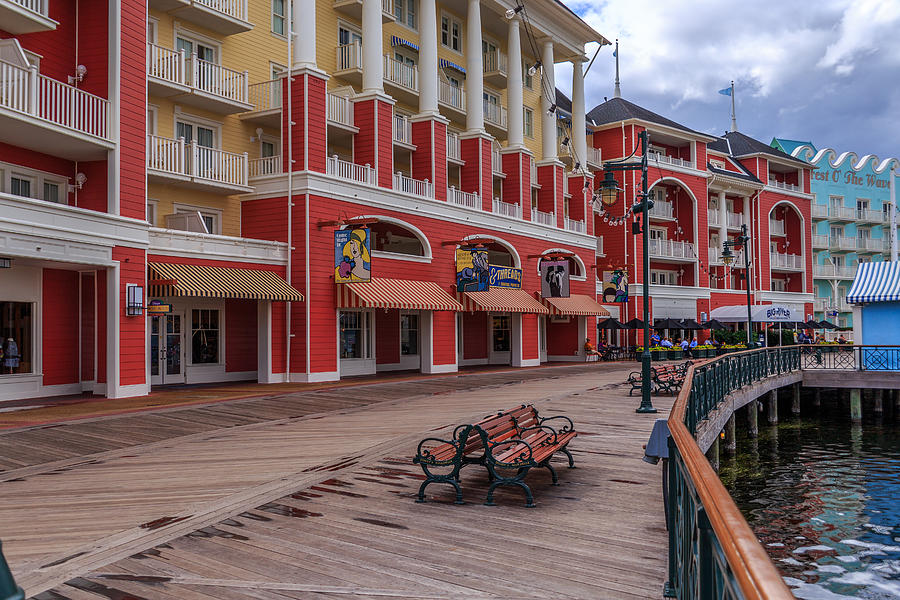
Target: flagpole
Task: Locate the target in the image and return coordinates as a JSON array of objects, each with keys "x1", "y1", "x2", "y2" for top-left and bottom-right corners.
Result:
[
  {"x1": 730, "y1": 80, "x2": 737, "y2": 132},
  {"x1": 613, "y1": 39, "x2": 621, "y2": 98}
]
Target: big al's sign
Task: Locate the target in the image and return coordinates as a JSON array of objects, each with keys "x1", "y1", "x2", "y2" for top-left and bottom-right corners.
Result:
[{"x1": 812, "y1": 169, "x2": 890, "y2": 189}]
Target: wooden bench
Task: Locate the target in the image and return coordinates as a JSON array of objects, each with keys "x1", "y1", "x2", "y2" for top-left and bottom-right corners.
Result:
[
  {"x1": 627, "y1": 361, "x2": 692, "y2": 396},
  {"x1": 413, "y1": 405, "x2": 577, "y2": 507}
]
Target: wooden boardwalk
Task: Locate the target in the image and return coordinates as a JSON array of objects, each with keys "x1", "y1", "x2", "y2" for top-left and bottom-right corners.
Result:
[{"x1": 0, "y1": 364, "x2": 672, "y2": 599}]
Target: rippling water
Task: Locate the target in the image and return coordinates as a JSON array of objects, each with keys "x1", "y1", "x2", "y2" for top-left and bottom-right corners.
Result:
[{"x1": 720, "y1": 398, "x2": 900, "y2": 599}]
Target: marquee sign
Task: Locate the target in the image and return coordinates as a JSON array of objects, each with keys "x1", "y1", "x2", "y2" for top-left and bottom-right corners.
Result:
[{"x1": 488, "y1": 265, "x2": 522, "y2": 289}]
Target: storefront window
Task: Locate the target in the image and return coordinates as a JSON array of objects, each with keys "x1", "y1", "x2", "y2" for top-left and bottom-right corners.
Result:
[
  {"x1": 191, "y1": 309, "x2": 219, "y2": 364},
  {"x1": 340, "y1": 311, "x2": 370, "y2": 359},
  {"x1": 1, "y1": 302, "x2": 32, "y2": 375},
  {"x1": 492, "y1": 315, "x2": 510, "y2": 352},
  {"x1": 401, "y1": 313, "x2": 418, "y2": 356}
]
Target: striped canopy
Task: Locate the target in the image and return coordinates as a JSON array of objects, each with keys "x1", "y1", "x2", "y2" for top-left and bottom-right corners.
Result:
[
  {"x1": 390, "y1": 36, "x2": 419, "y2": 52},
  {"x1": 148, "y1": 263, "x2": 302, "y2": 302},
  {"x1": 542, "y1": 294, "x2": 611, "y2": 317},
  {"x1": 847, "y1": 261, "x2": 900, "y2": 303},
  {"x1": 457, "y1": 289, "x2": 548, "y2": 314},
  {"x1": 439, "y1": 58, "x2": 466, "y2": 74},
  {"x1": 337, "y1": 278, "x2": 462, "y2": 311}
]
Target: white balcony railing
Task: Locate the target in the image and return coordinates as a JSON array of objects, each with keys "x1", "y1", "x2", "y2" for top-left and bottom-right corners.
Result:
[
  {"x1": 836, "y1": 297, "x2": 852, "y2": 312},
  {"x1": 857, "y1": 209, "x2": 882, "y2": 222},
  {"x1": 249, "y1": 155, "x2": 281, "y2": 177},
  {"x1": 769, "y1": 179, "x2": 801, "y2": 192},
  {"x1": 829, "y1": 205, "x2": 857, "y2": 221},
  {"x1": 649, "y1": 239, "x2": 695, "y2": 259},
  {"x1": 8, "y1": 0, "x2": 49, "y2": 17},
  {"x1": 813, "y1": 298, "x2": 827, "y2": 312},
  {"x1": 769, "y1": 219, "x2": 786, "y2": 236},
  {"x1": 393, "y1": 113, "x2": 412, "y2": 145},
  {"x1": 564, "y1": 217, "x2": 585, "y2": 233},
  {"x1": 195, "y1": 0, "x2": 248, "y2": 22},
  {"x1": 830, "y1": 236, "x2": 857, "y2": 251},
  {"x1": 447, "y1": 131, "x2": 461, "y2": 161},
  {"x1": 447, "y1": 186, "x2": 479, "y2": 209},
  {"x1": 147, "y1": 134, "x2": 248, "y2": 187},
  {"x1": 492, "y1": 197, "x2": 520, "y2": 219},
  {"x1": 383, "y1": 54, "x2": 417, "y2": 91},
  {"x1": 709, "y1": 247, "x2": 745, "y2": 266},
  {"x1": 812, "y1": 204, "x2": 828, "y2": 218},
  {"x1": 247, "y1": 79, "x2": 281, "y2": 112},
  {"x1": 856, "y1": 237, "x2": 885, "y2": 251},
  {"x1": 648, "y1": 152, "x2": 693, "y2": 169},
  {"x1": 596, "y1": 236, "x2": 604, "y2": 256},
  {"x1": 812, "y1": 234, "x2": 829, "y2": 248},
  {"x1": 707, "y1": 209, "x2": 720, "y2": 226},
  {"x1": 531, "y1": 208, "x2": 555, "y2": 226},
  {"x1": 326, "y1": 155, "x2": 376, "y2": 185},
  {"x1": 727, "y1": 212, "x2": 744, "y2": 228},
  {"x1": 336, "y1": 42, "x2": 362, "y2": 71},
  {"x1": 585, "y1": 147, "x2": 602, "y2": 167},
  {"x1": 326, "y1": 92, "x2": 353, "y2": 126},
  {"x1": 492, "y1": 148, "x2": 502, "y2": 174},
  {"x1": 770, "y1": 251, "x2": 803, "y2": 270},
  {"x1": 813, "y1": 264, "x2": 857, "y2": 278},
  {"x1": 438, "y1": 79, "x2": 464, "y2": 110},
  {"x1": 147, "y1": 43, "x2": 249, "y2": 105},
  {"x1": 484, "y1": 102, "x2": 507, "y2": 129},
  {"x1": 483, "y1": 50, "x2": 507, "y2": 75},
  {"x1": 649, "y1": 199, "x2": 674, "y2": 219},
  {"x1": 394, "y1": 171, "x2": 433, "y2": 197},
  {"x1": 0, "y1": 58, "x2": 110, "y2": 140}
]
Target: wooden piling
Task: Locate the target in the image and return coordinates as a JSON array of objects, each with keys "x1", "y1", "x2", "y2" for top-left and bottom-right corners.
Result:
[
  {"x1": 747, "y1": 399, "x2": 759, "y2": 437},
  {"x1": 724, "y1": 414, "x2": 736, "y2": 455},
  {"x1": 767, "y1": 389, "x2": 778, "y2": 425},
  {"x1": 791, "y1": 383, "x2": 801, "y2": 415},
  {"x1": 850, "y1": 388, "x2": 862, "y2": 422}
]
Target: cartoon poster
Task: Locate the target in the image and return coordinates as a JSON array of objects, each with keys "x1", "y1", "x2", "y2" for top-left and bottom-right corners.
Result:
[
  {"x1": 540, "y1": 259, "x2": 570, "y2": 298},
  {"x1": 602, "y1": 268, "x2": 628, "y2": 303},
  {"x1": 488, "y1": 265, "x2": 522, "y2": 289},
  {"x1": 334, "y1": 228, "x2": 371, "y2": 283},
  {"x1": 456, "y1": 247, "x2": 489, "y2": 292}
]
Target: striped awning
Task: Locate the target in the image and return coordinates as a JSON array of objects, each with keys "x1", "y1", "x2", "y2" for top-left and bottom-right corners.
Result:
[
  {"x1": 439, "y1": 58, "x2": 466, "y2": 74},
  {"x1": 148, "y1": 262, "x2": 302, "y2": 302},
  {"x1": 337, "y1": 278, "x2": 462, "y2": 311},
  {"x1": 847, "y1": 261, "x2": 900, "y2": 303},
  {"x1": 542, "y1": 294, "x2": 611, "y2": 317},
  {"x1": 391, "y1": 36, "x2": 419, "y2": 51},
  {"x1": 457, "y1": 288, "x2": 549, "y2": 314}
]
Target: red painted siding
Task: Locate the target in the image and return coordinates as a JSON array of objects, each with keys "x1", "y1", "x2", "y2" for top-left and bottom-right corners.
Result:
[
  {"x1": 42, "y1": 269, "x2": 80, "y2": 386},
  {"x1": 375, "y1": 309, "x2": 400, "y2": 365},
  {"x1": 74, "y1": 159, "x2": 108, "y2": 213},
  {"x1": 353, "y1": 100, "x2": 375, "y2": 172},
  {"x1": 547, "y1": 318, "x2": 578, "y2": 357},
  {"x1": 432, "y1": 311, "x2": 456, "y2": 366},
  {"x1": 307, "y1": 74, "x2": 328, "y2": 173},
  {"x1": 242, "y1": 197, "x2": 289, "y2": 242},
  {"x1": 119, "y1": 0, "x2": 147, "y2": 220},
  {"x1": 113, "y1": 246, "x2": 146, "y2": 386},
  {"x1": 225, "y1": 299, "x2": 258, "y2": 373},
  {"x1": 377, "y1": 101, "x2": 394, "y2": 188}
]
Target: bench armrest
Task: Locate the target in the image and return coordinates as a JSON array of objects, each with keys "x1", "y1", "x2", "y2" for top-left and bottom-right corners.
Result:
[
  {"x1": 414, "y1": 436, "x2": 462, "y2": 465},
  {"x1": 487, "y1": 438, "x2": 534, "y2": 466},
  {"x1": 518, "y1": 424, "x2": 558, "y2": 445},
  {"x1": 538, "y1": 415, "x2": 575, "y2": 435}
]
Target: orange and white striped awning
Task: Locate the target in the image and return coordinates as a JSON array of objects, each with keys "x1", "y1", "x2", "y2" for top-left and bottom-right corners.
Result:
[
  {"x1": 336, "y1": 278, "x2": 463, "y2": 311},
  {"x1": 457, "y1": 288, "x2": 549, "y2": 314},
  {"x1": 541, "y1": 294, "x2": 611, "y2": 316},
  {"x1": 148, "y1": 262, "x2": 302, "y2": 302}
]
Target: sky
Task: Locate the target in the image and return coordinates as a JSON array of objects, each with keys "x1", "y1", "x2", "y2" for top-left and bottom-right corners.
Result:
[{"x1": 554, "y1": 0, "x2": 900, "y2": 161}]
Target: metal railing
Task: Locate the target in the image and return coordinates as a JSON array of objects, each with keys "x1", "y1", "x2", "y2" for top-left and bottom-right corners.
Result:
[
  {"x1": 648, "y1": 151, "x2": 693, "y2": 169},
  {"x1": 769, "y1": 251, "x2": 802, "y2": 270},
  {"x1": 147, "y1": 134, "x2": 248, "y2": 187},
  {"x1": 829, "y1": 235, "x2": 856, "y2": 251},
  {"x1": 447, "y1": 186, "x2": 479, "y2": 209},
  {"x1": 811, "y1": 204, "x2": 828, "y2": 218},
  {"x1": 856, "y1": 237, "x2": 884, "y2": 251},
  {"x1": 195, "y1": 0, "x2": 248, "y2": 22},
  {"x1": 249, "y1": 155, "x2": 281, "y2": 177},
  {"x1": 768, "y1": 219, "x2": 785, "y2": 236},
  {"x1": 531, "y1": 207, "x2": 555, "y2": 226},
  {"x1": 447, "y1": 132, "x2": 461, "y2": 161},
  {"x1": 707, "y1": 209, "x2": 720, "y2": 226},
  {"x1": 813, "y1": 263, "x2": 857, "y2": 278},
  {"x1": 383, "y1": 54, "x2": 417, "y2": 91},
  {"x1": 483, "y1": 50, "x2": 507, "y2": 75},
  {"x1": 336, "y1": 42, "x2": 362, "y2": 71},
  {"x1": 491, "y1": 148, "x2": 502, "y2": 174},
  {"x1": 649, "y1": 200, "x2": 674, "y2": 219},
  {"x1": 438, "y1": 79, "x2": 464, "y2": 110},
  {"x1": 857, "y1": 208, "x2": 882, "y2": 222},
  {"x1": 0, "y1": 58, "x2": 110, "y2": 140},
  {"x1": 248, "y1": 79, "x2": 281, "y2": 111},
  {"x1": 9, "y1": 0, "x2": 48, "y2": 16},
  {"x1": 394, "y1": 171, "x2": 433, "y2": 197},
  {"x1": 483, "y1": 101, "x2": 507, "y2": 129},
  {"x1": 829, "y1": 205, "x2": 857, "y2": 221},
  {"x1": 326, "y1": 92, "x2": 353, "y2": 126},
  {"x1": 326, "y1": 155, "x2": 375, "y2": 185},
  {"x1": 393, "y1": 113, "x2": 412, "y2": 145},
  {"x1": 649, "y1": 239, "x2": 694, "y2": 259},
  {"x1": 492, "y1": 197, "x2": 520, "y2": 218},
  {"x1": 564, "y1": 217, "x2": 585, "y2": 233},
  {"x1": 769, "y1": 179, "x2": 801, "y2": 192}
]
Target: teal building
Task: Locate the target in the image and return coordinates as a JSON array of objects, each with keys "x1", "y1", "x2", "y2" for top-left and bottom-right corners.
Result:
[{"x1": 771, "y1": 139, "x2": 898, "y2": 329}]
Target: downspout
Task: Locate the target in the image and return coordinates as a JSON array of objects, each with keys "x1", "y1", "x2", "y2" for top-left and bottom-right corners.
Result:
[
  {"x1": 285, "y1": 2, "x2": 293, "y2": 380},
  {"x1": 304, "y1": 76, "x2": 310, "y2": 379}
]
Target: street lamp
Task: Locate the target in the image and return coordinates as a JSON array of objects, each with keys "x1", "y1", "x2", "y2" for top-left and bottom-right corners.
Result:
[
  {"x1": 598, "y1": 130, "x2": 656, "y2": 414},
  {"x1": 722, "y1": 223, "x2": 754, "y2": 346}
]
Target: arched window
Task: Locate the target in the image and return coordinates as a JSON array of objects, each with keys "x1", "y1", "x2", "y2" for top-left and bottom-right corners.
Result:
[
  {"x1": 369, "y1": 221, "x2": 425, "y2": 257},
  {"x1": 538, "y1": 249, "x2": 586, "y2": 279}
]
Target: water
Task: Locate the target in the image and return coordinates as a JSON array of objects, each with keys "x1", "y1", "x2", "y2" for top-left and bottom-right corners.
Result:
[{"x1": 720, "y1": 398, "x2": 900, "y2": 599}]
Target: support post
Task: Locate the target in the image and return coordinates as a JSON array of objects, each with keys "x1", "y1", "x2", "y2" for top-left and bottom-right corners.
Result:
[
  {"x1": 813, "y1": 387, "x2": 821, "y2": 407},
  {"x1": 894, "y1": 389, "x2": 900, "y2": 417},
  {"x1": 791, "y1": 382, "x2": 801, "y2": 415},
  {"x1": 747, "y1": 399, "x2": 758, "y2": 437},
  {"x1": 706, "y1": 436, "x2": 720, "y2": 472},
  {"x1": 873, "y1": 389, "x2": 883, "y2": 414},
  {"x1": 850, "y1": 388, "x2": 862, "y2": 422},
  {"x1": 724, "y1": 414, "x2": 736, "y2": 455},
  {"x1": 767, "y1": 389, "x2": 778, "y2": 425}
]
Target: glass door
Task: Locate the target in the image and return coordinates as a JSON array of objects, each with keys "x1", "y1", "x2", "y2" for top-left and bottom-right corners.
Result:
[{"x1": 150, "y1": 313, "x2": 185, "y2": 385}]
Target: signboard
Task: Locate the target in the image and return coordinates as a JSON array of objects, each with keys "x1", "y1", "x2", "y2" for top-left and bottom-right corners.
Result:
[
  {"x1": 147, "y1": 299, "x2": 172, "y2": 316},
  {"x1": 0, "y1": 257, "x2": 10, "y2": 269},
  {"x1": 488, "y1": 265, "x2": 522, "y2": 289},
  {"x1": 601, "y1": 268, "x2": 628, "y2": 303},
  {"x1": 456, "y1": 247, "x2": 489, "y2": 292},
  {"x1": 334, "y1": 228, "x2": 371, "y2": 283},
  {"x1": 540, "y1": 259, "x2": 570, "y2": 298}
]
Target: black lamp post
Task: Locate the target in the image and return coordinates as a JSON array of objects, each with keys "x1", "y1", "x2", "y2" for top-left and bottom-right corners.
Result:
[
  {"x1": 722, "y1": 223, "x2": 753, "y2": 346},
  {"x1": 598, "y1": 130, "x2": 656, "y2": 414}
]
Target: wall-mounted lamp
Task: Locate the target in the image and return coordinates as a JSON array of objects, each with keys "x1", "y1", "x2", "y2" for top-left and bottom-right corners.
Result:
[
  {"x1": 0, "y1": 257, "x2": 11, "y2": 269},
  {"x1": 69, "y1": 172, "x2": 87, "y2": 193},
  {"x1": 126, "y1": 284, "x2": 144, "y2": 316},
  {"x1": 250, "y1": 127, "x2": 264, "y2": 142},
  {"x1": 68, "y1": 64, "x2": 87, "y2": 85}
]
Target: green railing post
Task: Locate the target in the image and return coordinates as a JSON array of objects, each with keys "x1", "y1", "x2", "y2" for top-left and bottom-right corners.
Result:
[
  {"x1": 663, "y1": 437, "x2": 678, "y2": 598},
  {"x1": 0, "y1": 542, "x2": 24, "y2": 600}
]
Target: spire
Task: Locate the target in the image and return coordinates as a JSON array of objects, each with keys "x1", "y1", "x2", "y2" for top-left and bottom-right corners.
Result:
[
  {"x1": 613, "y1": 39, "x2": 621, "y2": 98},
  {"x1": 730, "y1": 80, "x2": 737, "y2": 132}
]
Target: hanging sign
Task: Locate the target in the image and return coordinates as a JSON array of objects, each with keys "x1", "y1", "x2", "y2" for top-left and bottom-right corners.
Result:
[
  {"x1": 456, "y1": 247, "x2": 489, "y2": 292},
  {"x1": 540, "y1": 259, "x2": 570, "y2": 298},
  {"x1": 601, "y1": 268, "x2": 628, "y2": 303},
  {"x1": 147, "y1": 299, "x2": 172, "y2": 315},
  {"x1": 335, "y1": 228, "x2": 371, "y2": 283},
  {"x1": 489, "y1": 265, "x2": 522, "y2": 289}
]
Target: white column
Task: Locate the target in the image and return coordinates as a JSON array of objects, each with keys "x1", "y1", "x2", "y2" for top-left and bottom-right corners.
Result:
[
  {"x1": 464, "y1": 0, "x2": 483, "y2": 132},
  {"x1": 540, "y1": 40, "x2": 556, "y2": 161},
  {"x1": 506, "y1": 16, "x2": 524, "y2": 148},
  {"x1": 362, "y1": 0, "x2": 384, "y2": 92},
  {"x1": 292, "y1": 0, "x2": 317, "y2": 68},
  {"x1": 418, "y1": 0, "x2": 438, "y2": 115},
  {"x1": 257, "y1": 301, "x2": 276, "y2": 383},
  {"x1": 572, "y1": 57, "x2": 586, "y2": 170},
  {"x1": 718, "y1": 191, "x2": 727, "y2": 245}
]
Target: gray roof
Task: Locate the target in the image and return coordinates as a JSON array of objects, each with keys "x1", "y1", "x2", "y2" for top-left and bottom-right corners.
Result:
[
  {"x1": 723, "y1": 131, "x2": 808, "y2": 166},
  {"x1": 586, "y1": 97, "x2": 706, "y2": 137},
  {"x1": 707, "y1": 163, "x2": 762, "y2": 185},
  {"x1": 555, "y1": 88, "x2": 572, "y2": 116}
]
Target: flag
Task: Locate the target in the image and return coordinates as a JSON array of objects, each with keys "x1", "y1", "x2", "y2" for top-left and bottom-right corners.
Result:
[
  {"x1": 718, "y1": 86, "x2": 732, "y2": 96},
  {"x1": 613, "y1": 48, "x2": 617, "y2": 57}
]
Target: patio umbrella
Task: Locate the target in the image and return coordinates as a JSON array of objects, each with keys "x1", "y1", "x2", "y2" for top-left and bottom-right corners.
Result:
[
  {"x1": 817, "y1": 320, "x2": 838, "y2": 330},
  {"x1": 654, "y1": 318, "x2": 684, "y2": 330},
  {"x1": 701, "y1": 319, "x2": 728, "y2": 330},
  {"x1": 802, "y1": 320, "x2": 821, "y2": 330},
  {"x1": 624, "y1": 318, "x2": 646, "y2": 329},
  {"x1": 679, "y1": 319, "x2": 703, "y2": 330},
  {"x1": 598, "y1": 318, "x2": 626, "y2": 330}
]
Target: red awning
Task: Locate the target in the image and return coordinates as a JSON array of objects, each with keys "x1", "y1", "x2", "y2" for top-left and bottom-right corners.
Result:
[
  {"x1": 457, "y1": 288, "x2": 549, "y2": 314},
  {"x1": 542, "y1": 294, "x2": 611, "y2": 316},
  {"x1": 336, "y1": 278, "x2": 463, "y2": 311}
]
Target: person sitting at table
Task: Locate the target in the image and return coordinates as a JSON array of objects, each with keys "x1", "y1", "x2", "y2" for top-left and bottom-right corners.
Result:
[
  {"x1": 689, "y1": 338, "x2": 698, "y2": 350},
  {"x1": 584, "y1": 338, "x2": 601, "y2": 357},
  {"x1": 651, "y1": 332, "x2": 661, "y2": 345},
  {"x1": 660, "y1": 337, "x2": 674, "y2": 348},
  {"x1": 837, "y1": 334, "x2": 848, "y2": 344}
]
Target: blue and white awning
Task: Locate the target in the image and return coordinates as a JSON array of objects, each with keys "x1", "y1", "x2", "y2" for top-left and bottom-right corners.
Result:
[
  {"x1": 390, "y1": 36, "x2": 419, "y2": 52},
  {"x1": 847, "y1": 261, "x2": 900, "y2": 303},
  {"x1": 439, "y1": 58, "x2": 466, "y2": 74}
]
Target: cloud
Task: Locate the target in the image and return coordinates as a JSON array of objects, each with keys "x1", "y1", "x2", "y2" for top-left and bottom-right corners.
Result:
[{"x1": 558, "y1": 0, "x2": 900, "y2": 159}]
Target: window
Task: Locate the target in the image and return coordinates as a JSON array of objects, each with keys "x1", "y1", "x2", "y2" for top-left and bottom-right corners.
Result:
[
  {"x1": 191, "y1": 309, "x2": 219, "y2": 364},
  {"x1": 650, "y1": 270, "x2": 677, "y2": 286},
  {"x1": 394, "y1": 0, "x2": 416, "y2": 29},
  {"x1": 174, "y1": 205, "x2": 221, "y2": 234},
  {"x1": 858, "y1": 228, "x2": 870, "y2": 240},
  {"x1": 832, "y1": 255, "x2": 844, "y2": 267},
  {"x1": 147, "y1": 200, "x2": 157, "y2": 226},
  {"x1": 441, "y1": 14, "x2": 461, "y2": 52},
  {"x1": 340, "y1": 311, "x2": 371, "y2": 359},
  {"x1": 771, "y1": 279, "x2": 785, "y2": 292},
  {"x1": 1, "y1": 302, "x2": 33, "y2": 375},
  {"x1": 43, "y1": 182, "x2": 60, "y2": 204},
  {"x1": 261, "y1": 140, "x2": 277, "y2": 158},
  {"x1": 339, "y1": 24, "x2": 362, "y2": 47},
  {"x1": 830, "y1": 225, "x2": 843, "y2": 239},
  {"x1": 492, "y1": 315, "x2": 510, "y2": 352},
  {"x1": 400, "y1": 313, "x2": 419, "y2": 356},
  {"x1": 649, "y1": 227, "x2": 667, "y2": 241},
  {"x1": 524, "y1": 107, "x2": 534, "y2": 138},
  {"x1": 272, "y1": 0, "x2": 286, "y2": 36},
  {"x1": 370, "y1": 222, "x2": 425, "y2": 256},
  {"x1": 10, "y1": 175, "x2": 33, "y2": 198},
  {"x1": 271, "y1": 63, "x2": 287, "y2": 79},
  {"x1": 523, "y1": 61, "x2": 533, "y2": 89},
  {"x1": 858, "y1": 256, "x2": 872, "y2": 263},
  {"x1": 147, "y1": 105, "x2": 158, "y2": 135},
  {"x1": 176, "y1": 35, "x2": 216, "y2": 64},
  {"x1": 829, "y1": 195, "x2": 843, "y2": 209}
]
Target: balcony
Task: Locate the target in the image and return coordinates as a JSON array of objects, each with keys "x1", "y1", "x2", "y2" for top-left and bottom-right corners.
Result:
[
  {"x1": 492, "y1": 197, "x2": 520, "y2": 219},
  {"x1": 492, "y1": 148, "x2": 503, "y2": 175},
  {"x1": 708, "y1": 209, "x2": 720, "y2": 226},
  {"x1": 564, "y1": 217, "x2": 585, "y2": 233},
  {"x1": 856, "y1": 237, "x2": 886, "y2": 253},
  {"x1": 770, "y1": 251, "x2": 803, "y2": 271},
  {"x1": 249, "y1": 155, "x2": 281, "y2": 178},
  {"x1": 726, "y1": 212, "x2": 744, "y2": 229},
  {"x1": 811, "y1": 204, "x2": 828, "y2": 219},
  {"x1": 334, "y1": 42, "x2": 362, "y2": 85},
  {"x1": 383, "y1": 54, "x2": 418, "y2": 104},
  {"x1": 448, "y1": 186, "x2": 479, "y2": 210},
  {"x1": 326, "y1": 155, "x2": 375, "y2": 186},
  {"x1": 392, "y1": 113, "x2": 413, "y2": 148},
  {"x1": 813, "y1": 264, "x2": 857, "y2": 279},
  {"x1": 147, "y1": 134, "x2": 250, "y2": 193},
  {"x1": 828, "y1": 205, "x2": 857, "y2": 221},
  {"x1": 857, "y1": 208, "x2": 882, "y2": 222},
  {"x1": 147, "y1": 43, "x2": 251, "y2": 114},
  {"x1": 447, "y1": 132, "x2": 462, "y2": 163},
  {"x1": 148, "y1": 0, "x2": 251, "y2": 35},
  {"x1": 829, "y1": 235, "x2": 856, "y2": 252},
  {"x1": 768, "y1": 179, "x2": 801, "y2": 193},
  {"x1": 326, "y1": 92, "x2": 355, "y2": 129},
  {"x1": 812, "y1": 234, "x2": 829, "y2": 248},
  {"x1": 648, "y1": 199, "x2": 674, "y2": 220},
  {"x1": 149, "y1": 227, "x2": 288, "y2": 263},
  {"x1": 438, "y1": 80, "x2": 465, "y2": 119},
  {"x1": 769, "y1": 219, "x2": 786, "y2": 236},
  {"x1": 649, "y1": 239, "x2": 695, "y2": 260},
  {"x1": 0, "y1": 0, "x2": 57, "y2": 34},
  {"x1": 0, "y1": 57, "x2": 112, "y2": 160},
  {"x1": 531, "y1": 208, "x2": 555, "y2": 227},
  {"x1": 483, "y1": 50, "x2": 507, "y2": 87},
  {"x1": 585, "y1": 147, "x2": 602, "y2": 169},
  {"x1": 813, "y1": 298, "x2": 827, "y2": 312},
  {"x1": 647, "y1": 151, "x2": 693, "y2": 170},
  {"x1": 483, "y1": 101, "x2": 507, "y2": 134},
  {"x1": 332, "y1": 0, "x2": 394, "y2": 23},
  {"x1": 394, "y1": 172, "x2": 433, "y2": 198},
  {"x1": 240, "y1": 79, "x2": 281, "y2": 127}
]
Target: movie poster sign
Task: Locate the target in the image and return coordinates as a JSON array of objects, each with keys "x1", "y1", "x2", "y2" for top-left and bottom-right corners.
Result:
[
  {"x1": 488, "y1": 265, "x2": 522, "y2": 289},
  {"x1": 456, "y1": 247, "x2": 489, "y2": 292},
  {"x1": 540, "y1": 259, "x2": 570, "y2": 298},
  {"x1": 601, "y1": 268, "x2": 628, "y2": 303},
  {"x1": 334, "y1": 228, "x2": 371, "y2": 283}
]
